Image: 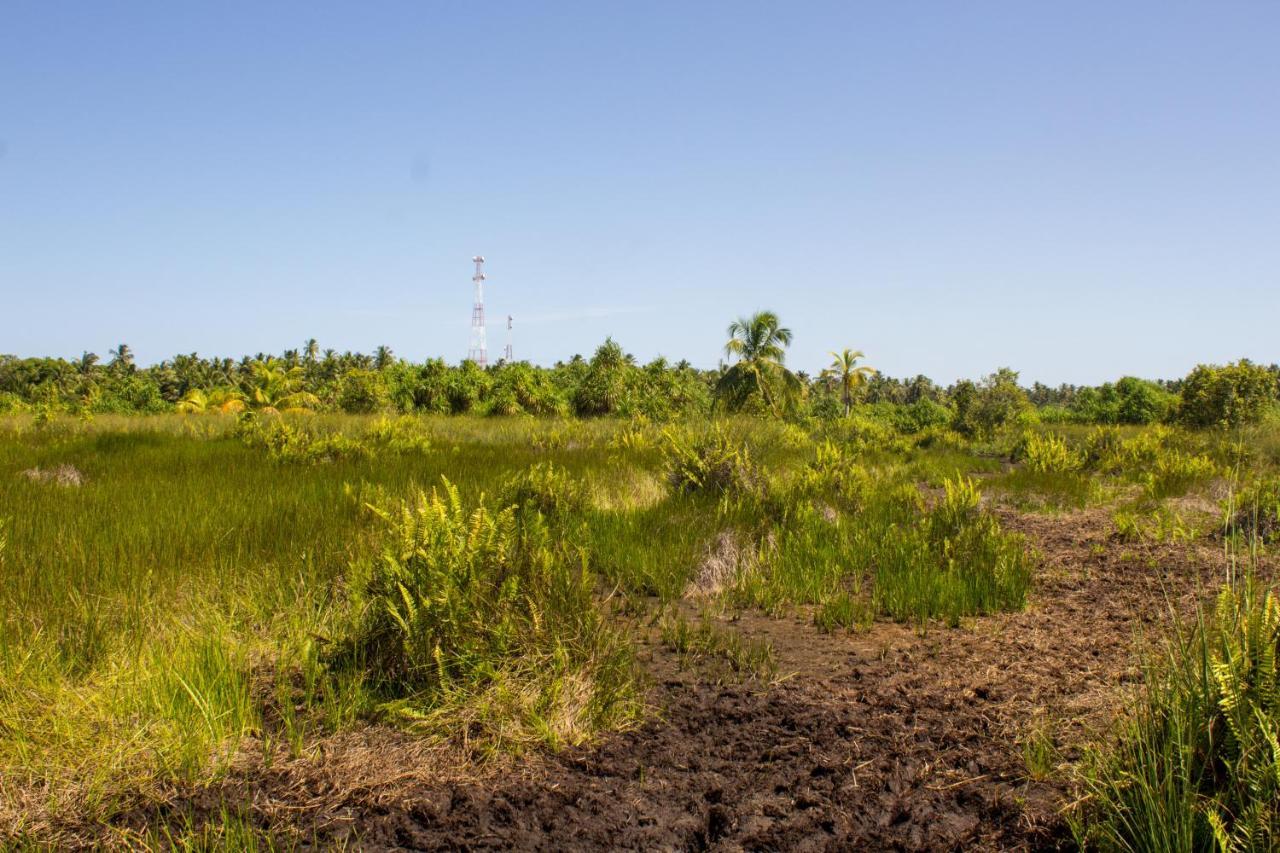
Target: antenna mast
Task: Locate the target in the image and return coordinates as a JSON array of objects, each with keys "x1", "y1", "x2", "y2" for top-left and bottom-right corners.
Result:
[
  {"x1": 466, "y1": 255, "x2": 487, "y2": 367},
  {"x1": 504, "y1": 315, "x2": 513, "y2": 363}
]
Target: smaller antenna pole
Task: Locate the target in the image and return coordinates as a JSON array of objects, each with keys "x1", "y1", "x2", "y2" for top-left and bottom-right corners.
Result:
[{"x1": 504, "y1": 315, "x2": 513, "y2": 363}]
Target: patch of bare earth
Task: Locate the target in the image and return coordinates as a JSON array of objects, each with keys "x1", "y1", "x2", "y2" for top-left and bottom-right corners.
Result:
[{"x1": 53, "y1": 508, "x2": 1262, "y2": 850}]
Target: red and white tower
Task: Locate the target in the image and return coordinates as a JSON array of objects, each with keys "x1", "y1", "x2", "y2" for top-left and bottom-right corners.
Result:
[{"x1": 466, "y1": 255, "x2": 487, "y2": 367}]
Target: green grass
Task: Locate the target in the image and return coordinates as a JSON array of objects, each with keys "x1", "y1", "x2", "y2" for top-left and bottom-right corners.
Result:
[
  {"x1": 1072, "y1": 570, "x2": 1280, "y2": 851},
  {"x1": 0, "y1": 412, "x2": 1050, "y2": 841},
  {"x1": 659, "y1": 612, "x2": 778, "y2": 683}
]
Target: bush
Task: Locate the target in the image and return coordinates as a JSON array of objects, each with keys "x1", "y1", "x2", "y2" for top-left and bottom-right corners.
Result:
[
  {"x1": 951, "y1": 369, "x2": 1031, "y2": 438},
  {"x1": 336, "y1": 369, "x2": 390, "y2": 414},
  {"x1": 1075, "y1": 576, "x2": 1280, "y2": 850},
  {"x1": 339, "y1": 480, "x2": 636, "y2": 745},
  {"x1": 363, "y1": 416, "x2": 432, "y2": 453},
  {"x1": 1018, "y1": 432, "x2": 1081, "y2": 474},
  {"x1": 1071, "y1": 377, "x2": 1177, "y2": 425},
  {"x1": 1143, "y1": 450, "x2": 1217, "y2": 501},
  {"x1": 663, "y1": 426, "x2": 760, "y2": 496},
  {"x1": 234, "y1": 414, "x2": 367, "y2": 464},
  {"x1": 1177, "y1": 360, "x2": 1278, "y2": 428},
  {"x1": 499, "y1": 462, "x2": 588, "y2": 519},
  {"x1": 894, "y1": 397, "x2": 952, "y2": 434}
]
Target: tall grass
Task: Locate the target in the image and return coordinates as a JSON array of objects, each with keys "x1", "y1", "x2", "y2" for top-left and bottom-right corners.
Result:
[{"x1": 1073, "y1": 540, "x2": 1280, "y2": 850}]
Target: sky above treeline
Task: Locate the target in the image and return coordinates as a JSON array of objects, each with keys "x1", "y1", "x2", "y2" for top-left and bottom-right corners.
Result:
[{"x1": 1, "y1": 2, "x2": 1277, "y2": 385}]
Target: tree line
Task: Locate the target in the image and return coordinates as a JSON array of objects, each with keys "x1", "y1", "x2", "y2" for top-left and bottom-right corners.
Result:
[{"x1": 2, "y1": 312, "x2": 1277, "y2": 430}]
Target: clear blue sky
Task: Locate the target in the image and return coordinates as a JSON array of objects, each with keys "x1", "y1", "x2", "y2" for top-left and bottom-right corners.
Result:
[{"x1": 1, "y1": 2, "x2": 1276, "y2": 385}]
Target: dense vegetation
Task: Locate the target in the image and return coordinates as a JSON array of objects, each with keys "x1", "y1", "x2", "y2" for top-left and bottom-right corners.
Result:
[
  {"x1": 3, "y1": 316, "x2": 1280, "y2": 847},
  {"x1": 3, "y1": 324, "x2": 1277, "y2": 429}
]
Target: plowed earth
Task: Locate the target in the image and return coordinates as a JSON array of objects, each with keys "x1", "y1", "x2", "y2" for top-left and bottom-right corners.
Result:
[{"x1": 111, "y1": 509, "x2": 1245, "y2": 850}]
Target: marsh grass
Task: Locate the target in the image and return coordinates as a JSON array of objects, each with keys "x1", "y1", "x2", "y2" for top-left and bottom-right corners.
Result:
[
  {"x1": 0, "y1": 412, "x2": 1055, "y2": 840},
  {"x1": 1073, "y1": 506, "x2": 1280, "y2": 851},
  {"x1": 659, "y1": 612, "x2": 778, "y2": 683}
]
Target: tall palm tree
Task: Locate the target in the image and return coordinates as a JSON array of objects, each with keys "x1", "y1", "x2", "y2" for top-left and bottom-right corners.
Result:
[
  {"x1": 109, "y1": 343, "x2": 135, "y2": 372},
  {"x1": 246, "y1": 360, "x2": 319, "y2": 413},
  {"x1": 715, "y1": 311, "x2": 801, "y2": 415},
  {"x1": 823, "y1": 349, "x2": 876, "y2": 415},
  {"x1": 374, "y1": 345, "x2": 394, "y2": 370},
  {"x1": 303, "y1": 338, "x2": 320, "y2": 363}
]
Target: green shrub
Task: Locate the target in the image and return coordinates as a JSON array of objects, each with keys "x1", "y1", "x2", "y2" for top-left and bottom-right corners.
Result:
[
  {"x1": 893, "y1": 398, "x2": 952, "y2": 434},
  {"x1": 1019, "y1": 432, "x2": 1081, "y2": 474},
  {"x1": 335, "y1": 368, "x2": 390, "y2": 414},
  {"x1": 339, "y1": 480, "x2": 636, "y2": 745},
  {"x1": 1144, "y1": 450, "x2": 1217, "y2": 501},
  {"x1": 1178, "y1": 360, "x2": 1278, "y2": 428},
  {"x1": 663, "y1": 425, "x2": 760, "y2": 496},
  {"x1": 1074, "y1": 576, "x2": 1280, "y2": 850},
  {"x1": 363, "y1": 416, "x2": 432, "y2": 453},
  {"x1": 1071, "y1": 377, "x2": 1177, "y2": 425},
  {"x1": 950, "y1": 369, "x2": 1032, "y2": 439},
  {"x1": 234, "y1": 414, "x2": 367, "y2": 464},
  {"x1": 499, "y1": 462, "x2": 588, "y2": 519}
]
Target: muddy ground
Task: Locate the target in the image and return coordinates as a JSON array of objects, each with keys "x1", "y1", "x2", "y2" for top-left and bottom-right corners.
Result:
[{"x1": 118, "y1": 509, "x2": 1239, "y2": 851}]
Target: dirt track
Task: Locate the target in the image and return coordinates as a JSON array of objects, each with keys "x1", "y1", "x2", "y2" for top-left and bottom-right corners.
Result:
[{"x1": 123, "y1": 508, "x2": 1237, "y2": 850}]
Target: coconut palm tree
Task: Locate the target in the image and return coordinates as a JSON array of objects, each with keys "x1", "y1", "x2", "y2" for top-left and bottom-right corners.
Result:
[
  {"x1": 245, "y1": 360, "x2": 319, "y2": 413},
  {"x1": 715, "y1": 311, "x2": 801, "y2": 415},
  {"x1": 108, "y1": 343, "x2": 135, "y2": 373},
  {"x1": 177, "y1": 387, "x2": 246, "y2": 414},
  {"x1": 304, "y1": 338, "x2": 320, "y2": 363},
  {"x1": 374, "y1": 344, "x2": 395, "y2": 370},
  {"x1": 823, "y1": 348, "x2": 876, "y2": 415}
]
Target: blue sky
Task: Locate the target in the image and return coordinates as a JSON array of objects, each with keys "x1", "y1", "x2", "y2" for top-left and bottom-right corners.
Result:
[{"x1": 1, "y1": 2, "x2": 1276, "y2": 384}]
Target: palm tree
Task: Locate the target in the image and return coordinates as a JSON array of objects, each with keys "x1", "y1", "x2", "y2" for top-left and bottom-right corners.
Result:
[
  {"x1": 715, "y1": 311, "x2": 801, "y2": 415},
  {"x1": 76, "y1": 352, "x2": 100, "y2": 374},
  {"x1": 177, "y1": 387, "x2": 246, "y2": 414},
  {"x1": 304, "y1": 338, "x2": 320, "y2": 363},
  {"x1": 109, "y1": 343, "x2": 135, "y2": 373},
  {"x1": 374, "y1": 345, "x2": 394, "y2": 370},
  {"x1": 822, "y1": 349, "x2": 876, "y2": 415},
  {"x1": 245, "y1": 360, "x2": 319, "y2": 413}
]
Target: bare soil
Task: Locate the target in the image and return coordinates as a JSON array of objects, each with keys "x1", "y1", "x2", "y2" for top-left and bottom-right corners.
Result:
[{"x1": 106, "y1": 508, "x2": 1249, "y2": 850}]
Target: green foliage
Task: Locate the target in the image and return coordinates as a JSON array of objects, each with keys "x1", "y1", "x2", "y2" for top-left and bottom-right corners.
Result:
[
  {"x1": 663, "y1": 425, "x2": 760, "y2": 496},
  {"x1": 1019, "y1": 432, "x2": 1081, "y2": 474},
  {"x1": 893, "y1": 397, "x2": 952, "y2": 434},
  {"x1": 660, "y1": 613, "x2": 777, "y2": 682},
  {"x1": 715, "y1": 311, "x2": 803, "y2": 415},
  {"x1": 1075, "y1": 575, "x2": 1280, "y2": 851},
  {"x1": 340, "y1": 480, "x2": 636, "y2": 743},
  {"x1": 363, "y1": 416, "x2": 433, "y2": 453},
  {"x1": 573, "y1": 339, "x2": 634, "y2": 416},
  {"x1": 874, "y1": 478, "x2": 1033, "y2": 627},
  {"x1": 1227, "y1": 478, "x2": 1280, "y2": 543},
  {"x1": 488, "y1": 362, "x2": 568, "y2": 416},
  {"x1": 499, "y1": 462, "x2": 588, "y2": 519},
  {"x1": 234, "y1": 414, "x2": 368, "y2": 464},
  {"x1": 335, "y1": 368, "x2": 390, "y2": 414},
  {"x1": 1143, "y1": 450, "x2": 1218, "y2": 501},
  {"x1": 1071, "y1": 377, "x2": 1177, "y2": 425},
  {"x1": 1178, "y1": 360, "x2": 1278, "y2": 428},
  {"x1": 951, "y1": 369, "x2": 1032, "y2": 438}
]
